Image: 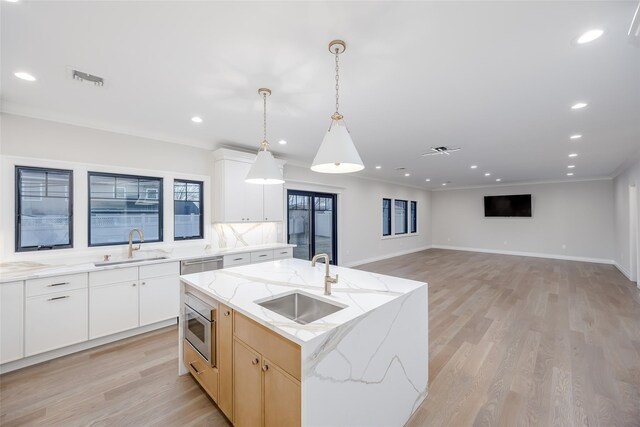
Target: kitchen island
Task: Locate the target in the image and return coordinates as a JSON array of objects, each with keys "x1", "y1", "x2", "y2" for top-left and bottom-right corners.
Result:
[{"x1": 179, "y1": 258, "x2": 428, "y2": 427}]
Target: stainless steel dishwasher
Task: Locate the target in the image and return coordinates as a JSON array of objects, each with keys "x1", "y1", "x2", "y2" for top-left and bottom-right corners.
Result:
[{"x1": 180, "y1": 256, "x2": 224, "y2": 275}]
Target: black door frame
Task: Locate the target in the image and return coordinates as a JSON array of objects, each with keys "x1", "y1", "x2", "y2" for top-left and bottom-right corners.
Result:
[{"x1": 286, "y1": 189, "x2": 338, "y2": 265}]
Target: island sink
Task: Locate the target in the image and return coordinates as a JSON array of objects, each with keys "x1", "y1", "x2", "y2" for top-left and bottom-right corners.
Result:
[{"x1": 257, "y1": 291, "x2": 345, "y2": 325}]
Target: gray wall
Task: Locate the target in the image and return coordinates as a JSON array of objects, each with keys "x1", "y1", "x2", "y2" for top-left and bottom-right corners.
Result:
[{"x1": 613, "y1": 156, "x2": 640, "y2": 280}]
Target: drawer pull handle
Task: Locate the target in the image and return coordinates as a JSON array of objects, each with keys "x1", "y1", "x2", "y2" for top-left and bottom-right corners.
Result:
[
  {"x1": 223, "y1": 311, "x2": 230, "y2": 316},
  {"x1": 251, "y1": 358, "x2": 259, "y2": 365},
  {"x1": 262, "y1": 364, "x2": 269, "y2": 372},
  {"x1": 48, "y1": 295, "x2": 70, "y2": 301},
  {"x1": 233, "y1": 258, "x2": 243, "y2": 261},
  {"x1": 48, "y1": 282, "x2": 70, "y2": 287},
  {"x1": 259, "y1": 255, "x2": 267, "y2": 257},
  {"x1": 189, "y1": 362, "x2": 203, "y2": 375}
]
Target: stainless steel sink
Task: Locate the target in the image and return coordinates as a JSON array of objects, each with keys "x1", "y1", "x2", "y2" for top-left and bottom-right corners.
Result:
[
  {"x1": 257, "y1": 292, "x2": 345, "y2": 325},
  {"x1": 94, "y1": 256, "x2": 170, "y2": 267}
]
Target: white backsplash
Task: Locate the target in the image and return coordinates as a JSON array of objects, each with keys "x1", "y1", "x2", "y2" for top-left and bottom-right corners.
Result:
[{"x1": 211, "y1": 222, "x2": 283, "y2": 249}]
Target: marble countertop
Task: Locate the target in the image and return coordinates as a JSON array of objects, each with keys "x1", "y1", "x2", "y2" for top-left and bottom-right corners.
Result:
[
  {"x1": 180, "y1": 258, "x2": 427, "y2": 346},
  {"x1": 0, "y1": 243, "x2": 295, "y2": 283}
]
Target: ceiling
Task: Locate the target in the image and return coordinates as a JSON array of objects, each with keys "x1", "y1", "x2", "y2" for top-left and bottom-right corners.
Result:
[{"x1": 2, "y1": 1, "x2": 639, "y2": 188}]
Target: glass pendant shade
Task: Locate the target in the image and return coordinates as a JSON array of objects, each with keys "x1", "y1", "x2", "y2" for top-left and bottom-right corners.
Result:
[
  {"x1": 311, "y1": 122, "x2": 364, "y2": 173},
  {"x1": 246, "y1": 149, "x2": 284, "y2": 184}
]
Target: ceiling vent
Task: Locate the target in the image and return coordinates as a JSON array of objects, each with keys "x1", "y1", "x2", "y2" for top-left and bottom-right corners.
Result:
[
  {"x1": 422, "y1": 146, "x2": 461, "y2": 156},
  {"x1": 72, "y1": 69, "x2": 104, "y2": 86}
]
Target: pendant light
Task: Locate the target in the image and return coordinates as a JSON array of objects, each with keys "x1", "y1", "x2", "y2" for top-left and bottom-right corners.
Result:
[
  {"x1": 245, "y1": 88, "x2": 285, "y2": 185},
  {"x1": 311, "y1": 40, "x2": 364, "y2": 174}
]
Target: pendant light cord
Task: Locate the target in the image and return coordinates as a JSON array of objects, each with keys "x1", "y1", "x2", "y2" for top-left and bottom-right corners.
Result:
[
  {"x1": 263, "y1": 91, "x2": 267, "y2": 147},
  {"x1": 334, "y1": 48, "x2": 340, "y2": 115}
]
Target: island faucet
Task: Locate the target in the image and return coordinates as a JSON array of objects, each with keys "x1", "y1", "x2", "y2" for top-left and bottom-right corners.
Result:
[
  {"x1": 311, "y1": 253, "x2": 338, "y2": 295},
  {"x1": 127, "y1": 228, "x2": 144, "y2": 259}
]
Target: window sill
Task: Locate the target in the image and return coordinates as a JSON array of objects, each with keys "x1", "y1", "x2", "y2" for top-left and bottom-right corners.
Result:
[{"x1": 381, "y1": 233, "x2": 419, "y2": 240}]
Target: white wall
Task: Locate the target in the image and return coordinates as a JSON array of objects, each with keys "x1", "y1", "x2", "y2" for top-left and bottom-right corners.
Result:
[
  {"x1": 0, "y1": 114, "x2": 214, "y2": 260},
  {"x1": 431, "y1": 180, "x2": 615, "y2": 263},
  {"x1": 613, "y1": 157, "x2": 640, "y2": 281},
  {"x1": 284, "y1": 165, "x2": 431, "y2": 267}
]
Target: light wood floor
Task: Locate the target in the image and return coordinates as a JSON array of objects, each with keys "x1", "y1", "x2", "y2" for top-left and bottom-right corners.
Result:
[{"x1": 1, "y1": 249, "x2": 639, "y2": 426}]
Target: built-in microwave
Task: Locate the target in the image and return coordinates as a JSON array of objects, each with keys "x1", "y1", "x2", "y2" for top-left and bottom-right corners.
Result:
[{"x1": 183, "y1": 293, "x2": 217, "y2": 367}]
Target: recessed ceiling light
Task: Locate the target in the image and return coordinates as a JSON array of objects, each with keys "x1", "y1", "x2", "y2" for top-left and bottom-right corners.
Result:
[
  {"x1": 568, "y1": 165, "x2": 575, "y2": 169},
  {"x1": 577, "y1": 29, "x2": 604, "y2": 44},
  {"x1": 569, "y1": 153, "x2": 578, "y2": 157},
  {"x1": 14, "y1": 71, "x2": 36, "y2": 81},
  {"x1": 496, "y1": 178, "x2": 501, "y2": 182},
  {"x1": 278, "y1": 139, "x2": 287, "y2": 145},
  {"x1": 442, "y1": 183, "x2": 447, "y2": 186},
  {"x1": 4, "y1": 0, "x2": 20, "y2": 3},
  {"x1": 484, "y1": 172, "x2": 491, "y2": 176},
  {"x1": 425, "y1": 178, "x2": 430, "y2": 182},
  {"x1": 570, "y1": 134, "x2": 582, "y2": 140},
  {"x1": 404, "y1": 173, "x2": 410, "y2": 177},
  {"x1": 470, "y1": 165, "x2": 478, "y2": 169},
  {"x1": 567, "y1": 172, "x2": 574, "y2": 176},
  {"x1": 571, "y1": 102, "x2": 588, "y2": 110},
  {"x1": 191, "y1": 116, "x2": 203, "y2": 123},
  {"x1": 375, "y1": 165, "x2": 381, "y2": 169}
]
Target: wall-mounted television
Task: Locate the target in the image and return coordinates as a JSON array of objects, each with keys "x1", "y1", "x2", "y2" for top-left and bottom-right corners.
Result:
[{"x1": 484, "y1": 194, "x2": 532, "y2": 217}]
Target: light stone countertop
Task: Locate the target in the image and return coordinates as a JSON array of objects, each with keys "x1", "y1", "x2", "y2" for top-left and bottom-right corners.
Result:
[
  {"x1": 180, "y1": 258, "x2": 427, "y2": 346},
  {"x1": 0, "y1": 243, "x2": 295, "y2": 283}
]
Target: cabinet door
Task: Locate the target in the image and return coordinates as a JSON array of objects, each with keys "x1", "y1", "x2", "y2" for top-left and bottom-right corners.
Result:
[
  {"x1": 263, "y1": 183, "x2": 284, "y2": 222},
  {"x1": 244, "y1": 178, "x2": 264, "y2": 221},
  {"x1": 1, "y1": 281, "x2": 24, "y2": 363},
  {"x1": 223, "y1": 160, "x2": 251, "y2": 222},
  {"x1": 25, "y1": 289, "x2": 88, "y2": 356},
  {"x1": 263, "y1": 358, "x2": 301, "y2": 427},
  {"x1": 139, "y1": 275, "x2": 179, "y2": 326},
  {"x1": 89, "y1": 282, "x2": 139, "y2": 339},
  {"x1": 218, "y1": 304, "x2": 233, "y2": 421},
  {"x1": 233, "y1": 339, "x2": 262, "y2": 427}
]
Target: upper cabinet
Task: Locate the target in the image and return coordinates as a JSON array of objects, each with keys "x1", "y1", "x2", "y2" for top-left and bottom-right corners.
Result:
[{"x1": 213, "y1": 149, "x2": 285, "y2": 223}]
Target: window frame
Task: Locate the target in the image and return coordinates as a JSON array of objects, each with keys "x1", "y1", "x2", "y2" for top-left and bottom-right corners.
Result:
[
  {"x1": 382, "y1": 198, "x2": 392, "y2": 237},
  {"x1": 15, "y1": 165, "x2": 74, "y2": 252},
  {"x1": 410, "y1": 201, "x2": 417, "y2": 233},
  {"x1": 173, "y1": 179, "x2": 204, "y2": 241},
  {"x1": 394, "y1": 199, "x2": 408, "y2": 235},
  {"x1": 87, "y1": 171, "x2": 164, "y2": 247}
]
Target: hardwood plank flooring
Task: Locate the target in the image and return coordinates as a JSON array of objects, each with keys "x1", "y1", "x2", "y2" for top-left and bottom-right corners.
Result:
[{"x1": 1, "y1": 249, "x2": 639, "y2": 426}]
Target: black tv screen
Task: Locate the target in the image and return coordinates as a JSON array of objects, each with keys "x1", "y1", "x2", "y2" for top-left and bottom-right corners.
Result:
[{"x1": 484, "y1": 194, "x2": 532, "y2": 217}]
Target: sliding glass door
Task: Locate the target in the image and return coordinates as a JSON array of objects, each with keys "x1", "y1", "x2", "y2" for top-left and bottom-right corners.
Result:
[{"x1": 287, "y1": 190, "x2": 337, "y2": 265}]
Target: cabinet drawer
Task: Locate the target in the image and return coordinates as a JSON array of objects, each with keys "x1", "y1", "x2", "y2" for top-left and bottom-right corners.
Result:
[
  {"x1": 273, "y1": 247, "x2": 293, "y2": 260},
  {"x1": 26, "y1": 273, "x2": 87, "y2": 297},
  {"x1": 140, "y1": 261, "x2": 179, "y2": 279},
  {"x1": 250, "y1": 250, "x2": 274, "y2": 263},
  {"x1": 90, "y1": 267, "x2": 138, "y2": 287},
  {"x1": 25, "y1": 288, "x2": 88, "y2": 356},
  {"x1": 234, "y1": 312, "x2": 301, "y2": 381},
  {"x1": 224, "y1": 253, "x2": 251, "y2": 267},
  {"x1": 184, "y1": 340, "x2": 219, "y2": 402}
]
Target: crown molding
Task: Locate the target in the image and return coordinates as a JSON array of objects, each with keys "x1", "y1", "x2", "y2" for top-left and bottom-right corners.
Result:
[{"x1": 430, "y1": 176, "x2": 613, "y2": 192}]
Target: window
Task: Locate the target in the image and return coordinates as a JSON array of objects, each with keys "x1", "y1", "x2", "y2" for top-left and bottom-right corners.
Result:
[
  {"x1": 88, "y1": 172, "x2": 163, "y2": 246},
  {"x1": 394, "y1": 200, "x2": 408, "y2": 235},
  {"x1": 410, "y1": 201, "x2": 417, "y2": 233},
  {"x1": 383, "y1": 198, "x2": 391, "y2": 236},
  {"x1": 174, "y1": 180, "x2": 203, "y2": 240},
  {"x1": 16, "y1": 166, "x2": 73, "y2": 251}
]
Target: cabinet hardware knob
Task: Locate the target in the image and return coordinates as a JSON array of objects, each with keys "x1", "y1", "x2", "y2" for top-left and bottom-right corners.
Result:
[
  {"x1": 141, "y1": 282, "x2": 146, "y2": 285},
  {"x1": 251, "y1": 358, "x2": 259, "y2": 365},
  {"x1": 132, "y1": 283, "x2": 137, "y2": 287},
  {"x1": 262, "y1": 364, "x2": 269, "y2": 372},
  {"x1": 189, "y1": 362, "x2": 203, "y2": 375},
  {"x1": 224, "y1": 311, "x2": 230, "y2": 316}
]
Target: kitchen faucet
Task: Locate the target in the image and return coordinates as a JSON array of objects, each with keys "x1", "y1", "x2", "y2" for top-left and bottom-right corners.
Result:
[
  {"x1": 128, "y1": 228, "x2": 144, "y2": 259},
  {"x1": 311, "y1": 253, "x2": 338, "y2": 295}
]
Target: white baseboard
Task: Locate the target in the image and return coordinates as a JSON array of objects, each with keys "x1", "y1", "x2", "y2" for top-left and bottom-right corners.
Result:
[
  {"x1": 0, "y1": 318, "x2": 177, "y2": 374},
  {"x1": 344, "y1": 245, "x2": 432, "y2": 268},
  {"x1": 430, "y1": 245, "x2": 615, "y2": 265},
  {"x1": 614, "y1": 262, "x2": 634, "y2": 281}
]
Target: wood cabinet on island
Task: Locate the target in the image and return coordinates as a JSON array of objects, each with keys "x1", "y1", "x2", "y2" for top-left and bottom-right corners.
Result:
[{"x1": 179, "y1": 258, "x2": 428, "y2": 427}]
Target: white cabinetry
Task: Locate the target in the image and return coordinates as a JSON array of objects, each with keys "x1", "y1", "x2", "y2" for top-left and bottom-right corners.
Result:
[
  {"x1": 213, "y1": 149, "x2": 285, "y2": 223},
  {"x1": 139, "y1": 262, "x2": 180, "y2": 326},
  {"x1": 1, "y1": 281, "x2": 24, "y2": 363},
  {"x1": 25, "y1": 273, "x2": 89, "y2": 356}
]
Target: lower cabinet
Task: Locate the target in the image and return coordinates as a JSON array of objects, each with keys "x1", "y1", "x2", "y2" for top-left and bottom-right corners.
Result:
[
  {"x1": 218, "y1": 303, "x2": 234, "y2": 421},
  {"x1": 139, "y1": 275, "x2": 179, "y2": 326},
  {"x1": 25, "y1": 288, "x2": 88, "y2": 356},
  {"x1": 90, "y1": 281, "x2": 139, "y2": 339},
  {"x1": 1, "y1": 281, "x2": 24, "y2": 364},
  {"x1": 184, "y1": 340, "x2": 219, "y2": 401},
  {"x1": 233, "y1": 339, "x2": 263, "y2": 427},
  {"x1": 263, "y1": 357, "x2": 301, "y2": 427}
]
